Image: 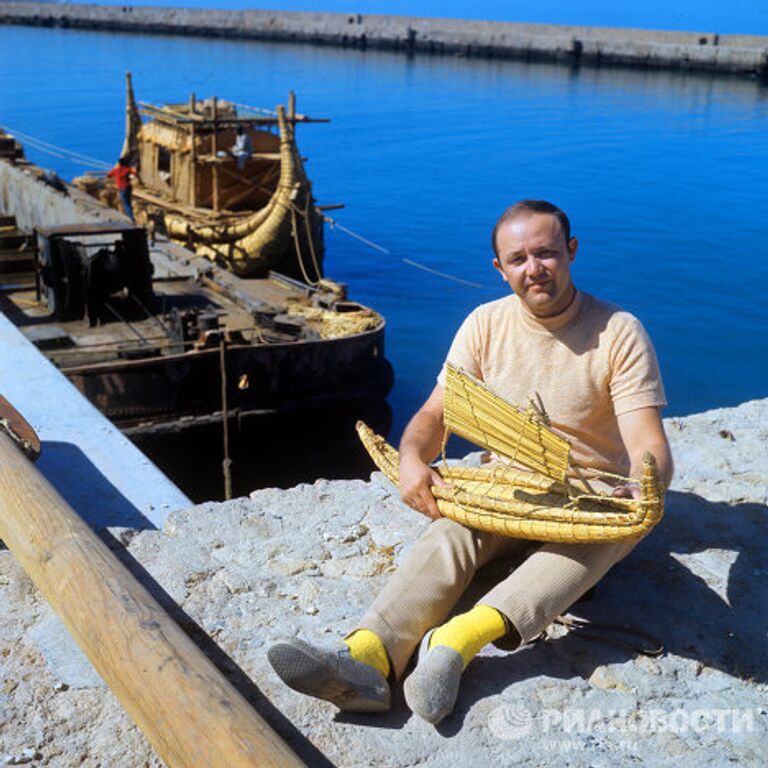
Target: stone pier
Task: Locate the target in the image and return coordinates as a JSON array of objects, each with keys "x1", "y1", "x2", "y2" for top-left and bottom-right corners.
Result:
[{"x1": 1, "y1": 2, "x2": 767, "y2": 79}]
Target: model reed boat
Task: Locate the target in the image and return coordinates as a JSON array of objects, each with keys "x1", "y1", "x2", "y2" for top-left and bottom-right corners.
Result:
[{"x1": 358, "y1": 364, "x2": 664, "y2": 544}]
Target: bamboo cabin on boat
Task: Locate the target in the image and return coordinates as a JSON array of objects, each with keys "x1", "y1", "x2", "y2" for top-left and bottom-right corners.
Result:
[{"x1": 83, "y1": 74, "x2": 328, "y2": 281}]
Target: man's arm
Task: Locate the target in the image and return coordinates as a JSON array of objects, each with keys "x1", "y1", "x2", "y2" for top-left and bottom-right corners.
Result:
[
  {"x1": 614, "y1": 406, "x2": 674, "y2": 498},
  {"x1": 398, "y1": 384, "x2": 449, "y2": 520}
]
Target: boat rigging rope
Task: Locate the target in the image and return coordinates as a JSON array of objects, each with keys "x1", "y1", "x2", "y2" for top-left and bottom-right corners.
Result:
[
  {"x1": 289, "y1": 200, "x2": 323, "y2": 285},
  {"x1": 0, "y1": 125, "x2": 111, "y2": 170},
  {"x1": 323, "y1": 214, "x2": 487, "y2": 289},
  {"x1": 301, "y1": 206, "x2": 323, "y2": 283},
  {"x1": 231, "y1": 102, "x2": 279, "y2": 118},
  {"x1": 289, "y1": 204, "x2": 320, "y2": 287}
]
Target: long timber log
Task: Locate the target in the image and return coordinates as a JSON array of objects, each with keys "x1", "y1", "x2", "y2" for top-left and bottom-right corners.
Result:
[{"x1": 0, "y1": 401, "x2": 304, "y2": 768}]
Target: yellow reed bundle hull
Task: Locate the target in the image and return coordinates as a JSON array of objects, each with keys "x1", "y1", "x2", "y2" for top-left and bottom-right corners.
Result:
[
  {"x1": 162, "y1": 107, "x2": 322, "y2": 278},
  {"x1": 356, "y1": 422, "x2": 664, "y2": 544}
]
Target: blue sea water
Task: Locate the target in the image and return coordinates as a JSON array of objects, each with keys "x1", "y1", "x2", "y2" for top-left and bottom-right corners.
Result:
[{"x1": 1, "y1": 15, "x2": 767, "y2": 443}]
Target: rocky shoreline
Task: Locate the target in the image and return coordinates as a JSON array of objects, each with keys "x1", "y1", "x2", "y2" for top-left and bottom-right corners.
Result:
[{"x1": 1, "y1": 400, "x2": 767, "y2": 766}]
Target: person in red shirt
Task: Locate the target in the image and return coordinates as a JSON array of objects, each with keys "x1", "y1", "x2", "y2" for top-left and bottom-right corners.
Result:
[{"x1": 107, "y1": 157, "x2": 140, "y2": 221}]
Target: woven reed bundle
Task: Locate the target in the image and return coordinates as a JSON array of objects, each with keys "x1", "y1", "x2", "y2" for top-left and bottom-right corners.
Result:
[
  {"x1": 356, "y1": 367, "x2": 664, "y2": 543},
  {"x1": 139, "y1": 121, "x2": 190, "y2": 152},
  {"x1": 286, "y1": 302, "x2": 381, "y2": 339}
]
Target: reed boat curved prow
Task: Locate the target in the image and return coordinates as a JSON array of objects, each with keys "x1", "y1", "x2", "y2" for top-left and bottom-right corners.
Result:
[
  {"x1": 356, "y1": 365, "x2": 665, "y2": 544},
  {"x1": 110, "y1": 73, "x2": 325, "y2": 280}
]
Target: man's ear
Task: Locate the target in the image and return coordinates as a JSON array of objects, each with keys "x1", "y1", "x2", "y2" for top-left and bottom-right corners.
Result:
[
  {"x1": 567, "y1": 237, "x2": 578, "y2": 263},
  {"x1": 492, "y1": 257, "x2": 507, "y2": 281}
]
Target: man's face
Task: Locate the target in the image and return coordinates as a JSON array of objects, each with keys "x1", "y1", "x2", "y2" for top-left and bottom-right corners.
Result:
[{"x1": 493, "y1": 212, "x2": 578, "y2": 317}]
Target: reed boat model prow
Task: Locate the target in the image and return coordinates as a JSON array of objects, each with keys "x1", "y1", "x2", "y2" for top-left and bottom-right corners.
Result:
[
  {"x1": 76, "y1": 73, "x2": 329, "y2": 281},
  {"x1": 358, "y1": 364, "x2": 664, "y2": 544}
]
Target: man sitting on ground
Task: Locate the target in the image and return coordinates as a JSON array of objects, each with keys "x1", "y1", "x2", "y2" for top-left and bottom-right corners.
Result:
[{"x1": 268, "y1": 199, "x2": 673, "y2": 724}]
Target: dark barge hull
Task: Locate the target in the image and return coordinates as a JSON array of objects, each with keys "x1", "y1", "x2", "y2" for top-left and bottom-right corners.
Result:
[
  {"x1": 0, "y1": 133, "x2": 394, "y2": 455},
  {"x1": 67, "y1": 325, "x2": 393, "y2": 434}
]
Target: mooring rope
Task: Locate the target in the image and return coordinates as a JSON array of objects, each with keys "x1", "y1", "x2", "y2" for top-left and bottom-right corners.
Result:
[
  {"x1": 323, "y1": 214, "x2": 487, "y2": 289},
  {"x1": 0, "y1": 125, "x2": 111, "y2": 170},
  {"x1": 219, "y1": 338, "x2": 233, "y2": 501}
]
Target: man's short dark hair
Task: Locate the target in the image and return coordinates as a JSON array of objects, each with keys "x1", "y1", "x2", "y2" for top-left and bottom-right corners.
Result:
[{"x1": 491, "y1": 200, "x2": 572, "y2": 256}]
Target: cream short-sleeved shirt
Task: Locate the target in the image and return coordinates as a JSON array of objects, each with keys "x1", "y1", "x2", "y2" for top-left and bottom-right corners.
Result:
[{"x1": 437, "y1": 290, "x2": 666, "y2": 476}]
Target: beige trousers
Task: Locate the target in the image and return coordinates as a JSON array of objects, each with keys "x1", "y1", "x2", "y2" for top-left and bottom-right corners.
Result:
[{"x1": 357, "y1": 518, "x2": 640, "y2": 679}]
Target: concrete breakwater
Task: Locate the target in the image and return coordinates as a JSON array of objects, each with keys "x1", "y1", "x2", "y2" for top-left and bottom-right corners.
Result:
[{"x1": 1, "y1": 2, "x2": 768, "y2": 79}]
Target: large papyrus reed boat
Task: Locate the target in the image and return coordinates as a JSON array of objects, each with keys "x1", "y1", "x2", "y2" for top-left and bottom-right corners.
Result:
[{"x1": 80, "y1": 73, "x2": 328, "y2": 281}]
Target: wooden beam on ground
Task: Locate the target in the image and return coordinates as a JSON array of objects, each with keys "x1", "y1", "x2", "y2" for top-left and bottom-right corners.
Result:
[{"x1": 0, "y1": 402, "x2": 304, "y2": 768}]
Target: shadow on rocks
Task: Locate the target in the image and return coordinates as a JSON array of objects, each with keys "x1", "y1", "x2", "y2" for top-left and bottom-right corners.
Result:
[
  {"x1": 409, "y1": 489, "x2": 767, "y2": 734},
  {"x1": 594, "y1": 490, "x2": 768, "y2": 683},
  {"x1": 99, "y1": 529, "x2": 336, "y2": 768}
]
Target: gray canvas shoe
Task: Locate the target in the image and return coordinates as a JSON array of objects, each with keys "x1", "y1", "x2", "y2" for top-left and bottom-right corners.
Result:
[
  {"x1": 403, "y1": 632, "x2": 464, "y2": 724},
  {"x1": 267, "y1": 637, "x2": 391, "y2": 713}
]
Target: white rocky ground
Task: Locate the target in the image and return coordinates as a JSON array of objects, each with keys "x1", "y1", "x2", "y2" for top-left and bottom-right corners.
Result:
[{"x1": 1, "y1": 401, "x2": 767, "y2": 767}]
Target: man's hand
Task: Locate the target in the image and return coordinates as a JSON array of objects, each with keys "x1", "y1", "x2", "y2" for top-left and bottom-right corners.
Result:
[
  {"x1": 611, "y1": 483, "x2": 641, "y2": 500},
  {"x1": 397, "y1": 384, "x2": 448, "y2": 521},
  {"x1": 399, "y1": 454, "x2": 448, "y2": 520}
]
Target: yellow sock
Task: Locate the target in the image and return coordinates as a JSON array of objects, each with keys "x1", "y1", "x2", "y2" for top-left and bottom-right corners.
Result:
[
  {"x1": 344, "y1": 629, "x2": 390, "y2": 679},
  {"x1": 429, "y1": 605, "x2": 507, "y2": 669}
]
